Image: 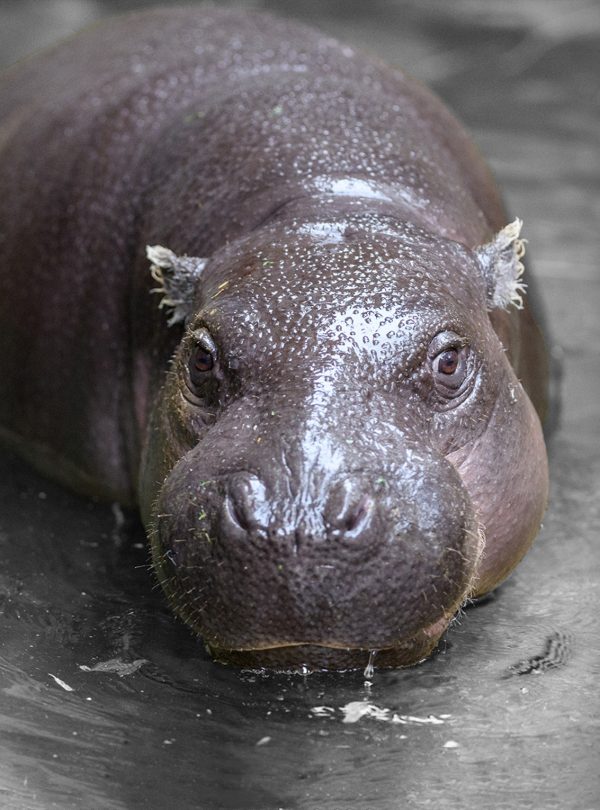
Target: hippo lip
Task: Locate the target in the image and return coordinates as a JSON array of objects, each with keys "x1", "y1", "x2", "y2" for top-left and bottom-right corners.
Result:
[
  {"x1": 211, "y1": 612, "x2": 454, "y2": 651},
  {"x1": 207, "y1": 615, "x2": 452, "y2": 674},
  {"x1": 205, "y1": 612, "x2": 457, "y2": 672},
  {"x1": 422, "y1": 612, "x2": 454, "y2": 638}
]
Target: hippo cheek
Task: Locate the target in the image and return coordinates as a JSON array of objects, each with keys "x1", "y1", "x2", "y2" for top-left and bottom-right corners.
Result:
[
  {"x1": 151, "y1": 454, "x2": 482, "y2": 669},
  {"x1": 448, "y1": 379, "x2": 548, "y2": 597}
]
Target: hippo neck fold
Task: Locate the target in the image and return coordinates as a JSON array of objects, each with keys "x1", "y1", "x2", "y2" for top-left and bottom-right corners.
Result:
[
  {"x1": 255, "y1": 175, "x2": 477, "y2": 243},
  {"x1": 244, "y1": 182, "x2": 449, "y2": 244}
]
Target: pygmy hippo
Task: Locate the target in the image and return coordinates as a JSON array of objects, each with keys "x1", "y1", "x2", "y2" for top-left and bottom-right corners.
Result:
[{"x1": 0, "y1": 8, "x2": 548, "y2": 671}]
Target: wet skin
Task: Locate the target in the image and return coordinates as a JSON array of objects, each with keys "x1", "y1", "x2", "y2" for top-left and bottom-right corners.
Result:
[{"x1": 0, "y1": 8, "x2": 548, "y2": 670}]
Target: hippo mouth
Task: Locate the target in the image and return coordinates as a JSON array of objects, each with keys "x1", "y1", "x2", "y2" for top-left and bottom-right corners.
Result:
[{"x1": 204, "y1": 613, "x2": 457, "y2": 672}]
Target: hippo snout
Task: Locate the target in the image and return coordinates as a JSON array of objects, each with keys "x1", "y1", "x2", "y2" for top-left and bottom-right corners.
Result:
[{"x1": 153, "y1": 445, "x2": 482, "y2": 669}]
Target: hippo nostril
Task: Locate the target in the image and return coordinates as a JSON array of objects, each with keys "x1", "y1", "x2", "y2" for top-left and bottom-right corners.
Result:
[
  {"x1": 325, "y1": 478, "x2": 374, "y2": 538},
  {"x1": 225, "y1": 493, "x2": 250, "y2": 532},
  {"x1": 344, "y1": 494, "x2": 373, "y2": 533},
  {"x1": 224, "y1": 473, "x2": 268, "y2": 534}
]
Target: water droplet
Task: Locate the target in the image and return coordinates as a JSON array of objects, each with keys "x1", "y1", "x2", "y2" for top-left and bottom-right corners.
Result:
[{"x1": 363, "y1": 650, "x2": 377, "y2": 679}]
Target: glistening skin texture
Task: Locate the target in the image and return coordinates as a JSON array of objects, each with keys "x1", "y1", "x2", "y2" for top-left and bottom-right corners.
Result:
[{"x1": 0, "y1": 7, "x2": 549, "y2": 670}]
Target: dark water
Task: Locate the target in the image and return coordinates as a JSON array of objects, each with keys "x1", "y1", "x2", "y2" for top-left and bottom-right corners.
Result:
[{"x1": 1, "y1": 1, "x2": 599, "y2": 808}]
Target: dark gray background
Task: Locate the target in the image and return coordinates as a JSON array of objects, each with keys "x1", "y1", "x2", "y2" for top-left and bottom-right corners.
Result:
[{"x1": 1, "y1": 1, "x2": 599, "y2": 809}]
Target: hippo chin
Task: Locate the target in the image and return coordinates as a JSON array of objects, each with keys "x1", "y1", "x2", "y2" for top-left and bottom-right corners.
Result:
[{"x1": 0, "y1": 8, "x2": 548, "y2": 671}]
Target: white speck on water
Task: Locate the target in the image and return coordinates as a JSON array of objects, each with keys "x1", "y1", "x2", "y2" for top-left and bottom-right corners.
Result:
[
  {"x1": 310, "y1": 706, "x2": 335, "y2": 718},
  {"x1": 402, "y1": 714, "x2": 445, "y2": 725},
  {"x1": 256, "y1": 736, "x2": 271, "y2": 746},
  {"x1": 443, "y1": 740, "x2": 460, "y2": 749},
  {"x1": 48, "y1": 673, "x2": 73, "y2": 692},
  {"x1": 311, "y1": 703, "x2": 448, "y2": 725},
  {"x1": 390, "y1": 713, "x2": 447, "y2": 725},
  {"x1": 341, "y1": 702, "x2": 390, "y2": 723}
]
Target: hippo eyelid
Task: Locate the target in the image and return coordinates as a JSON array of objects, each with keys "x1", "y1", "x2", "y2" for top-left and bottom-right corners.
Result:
[
  {"x1": 427, "y1": 330, "x2": 468, "y2": 360},
  {"x1": 188, "y1": 326, "x2": 218, "y2": 354}
]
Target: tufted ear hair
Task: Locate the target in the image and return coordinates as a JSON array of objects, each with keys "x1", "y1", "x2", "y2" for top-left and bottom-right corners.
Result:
[
  {"x1": 474, "y1": 219, "x2": 527, "y2": 311},
  {"x1": 146, "y1": 245, "x2": 207, "y2": 326}
]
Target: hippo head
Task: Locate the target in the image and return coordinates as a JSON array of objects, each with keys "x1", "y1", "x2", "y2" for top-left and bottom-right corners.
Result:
[{"x1": 140, "y1": 216, "x2": 547, "y2": 671}]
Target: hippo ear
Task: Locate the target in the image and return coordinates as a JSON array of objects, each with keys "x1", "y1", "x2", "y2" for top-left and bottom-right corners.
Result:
[
  {"x1": 146, "y1": 245, "x2": 207, "y2": 326},
  {"x1": 474, "y1": 219, "x2": 527, "y2": 310}
]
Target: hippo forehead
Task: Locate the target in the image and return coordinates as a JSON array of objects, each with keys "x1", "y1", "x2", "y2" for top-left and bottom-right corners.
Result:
[{"x1": 190, "y1": 227, "x2": 489, "y2": 375}]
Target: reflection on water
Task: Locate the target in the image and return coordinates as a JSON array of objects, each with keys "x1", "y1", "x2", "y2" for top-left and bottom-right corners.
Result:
[{"x1": 1, "y1": 1, "x2": 599, "y2": 808}]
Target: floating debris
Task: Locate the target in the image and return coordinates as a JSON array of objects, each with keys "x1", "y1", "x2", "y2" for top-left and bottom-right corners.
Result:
[
  {"x1": 310, "y1": 702, "x2": 449, "y2": 725},
  {"x1": 48, "y1": 673, "x2": 74, "y2": 692},
  {"x1": 342, "y1": 702, "x2": 389, "y2": 724},
  {"x1": 310, "y1": 706, "x2": 336, "y2": 718},
  {"x1": 79, "y1": 657, "x2": 148, "y2": 677}
]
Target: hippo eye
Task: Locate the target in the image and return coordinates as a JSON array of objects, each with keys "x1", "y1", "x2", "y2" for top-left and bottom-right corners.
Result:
[
  {"x1": 432, "y1": 347, "x2": 468, "y2": 390},
  {"x1": 187, "y1": 331, "x2": 217, "y2": 390},
  {"x1": 192, "y1": 347, "x2": 214, "y2": 373},
  {"x1": 428, "y1": 333, "x2": 470, "y2": 394},
  {"x1": 435, "y1": 349, "x2": 459, "y2": 376}
]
